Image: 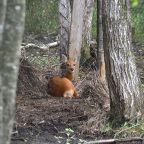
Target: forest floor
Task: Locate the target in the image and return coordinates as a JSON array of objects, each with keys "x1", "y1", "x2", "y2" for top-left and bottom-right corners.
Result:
[
  {"x1": 11, "y1": 34, "x2": 144, "y2": 144},
  {"x1": 11, "y1": 58, "x2": 109, "y2": 144}
]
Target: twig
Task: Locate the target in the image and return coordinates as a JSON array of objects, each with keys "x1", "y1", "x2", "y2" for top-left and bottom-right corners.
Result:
[
  {"x1": 84, "y1": 137, "x2": 143, "y2": 144},
  {"x1": 11, "y1": 131, "x2": 18, "y2": 135},
  {"x1": 84, "y1": 139, "x2": 116, "y2": 144},
  {"x1": 11, "y1": 138, "x2": 27, "y2": 142}
]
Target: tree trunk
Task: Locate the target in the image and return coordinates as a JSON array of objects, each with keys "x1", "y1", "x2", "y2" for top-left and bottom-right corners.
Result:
[
  {"x1": 81, "y1": 0, "x2": 94, "y2": 62},
  {"x1": 69, "y1": 0, "x2": 85, "y2": 80},
  {"x1": 0, "y1": 0, "x2": 25, "y2": 143},
  {"x1": 102, "y1": 0, "x2": 141, "y2": 126},
  {"x1": 59, "y1": 0, "x2": 71, "y2": 75},
  {"x1": 0, "y1": 1, "x2": 7, "y2": 142},
  {"x1": 97, "y1": 0, "x2": 105, "y2": 82},
  {"x1": 59, "y1": 0, "x2": 71, "y2": 59}
]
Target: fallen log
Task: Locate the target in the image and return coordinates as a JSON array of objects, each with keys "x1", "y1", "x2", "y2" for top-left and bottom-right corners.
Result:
[{"x1": 21, "y1": 41, "x2": 59, "y2": 57}]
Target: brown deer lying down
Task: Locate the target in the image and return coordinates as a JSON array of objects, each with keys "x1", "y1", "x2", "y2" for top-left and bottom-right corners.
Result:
[
  {"x1": 47, "y1": 56, "x2": 78, "y2": 98},
  {"x1": 47, "y1": 77, "x2": 78, "y2": 98}
]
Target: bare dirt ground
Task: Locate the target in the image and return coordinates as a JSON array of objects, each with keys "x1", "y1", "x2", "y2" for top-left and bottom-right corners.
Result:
[{"x1": 11, "y1": 58, "x2": 109, "y2": 144}]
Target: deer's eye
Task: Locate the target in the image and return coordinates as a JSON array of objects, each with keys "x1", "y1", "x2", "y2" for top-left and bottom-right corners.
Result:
[
  {"x1": 67, "y1": 63, "x2": 70, "y2": 66},
  {"x1": 73, "y1": 64, "x2": 76, "y2": 66}
]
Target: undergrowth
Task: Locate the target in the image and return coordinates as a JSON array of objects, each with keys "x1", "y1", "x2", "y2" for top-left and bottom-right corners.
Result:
[
  {"x1": 25, "y1": 0, "x2": 59, "y2": 34},
  {"x1": 101, "y1": 120, "x2": 144, "y2": 139},
  {"x1": 25, "y1": 1, "x2": 144, "y2": 43},
  {"x1": 132, "y1": 3, "x2": 144, "y2": 42}
]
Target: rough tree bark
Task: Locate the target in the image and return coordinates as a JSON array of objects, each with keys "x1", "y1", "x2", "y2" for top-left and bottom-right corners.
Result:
[
  {"x1": 69, "y1": 0, "x2": 85, "y2": 80},
  {"x1": 97, "y1": 0, "x2": 106, "y2": 82},
  {"x1": 0, "y1": 0, "x2": 25, "y2": 143},
  {"x1": 0, "y1": 1, "x2": 7, "y2": 143},
  {"x1": 59, "y1": 0, "x2": 71, "y2": 75},
  {"x1": 59, "y1": 0, "x2": 71, "y2": 59},
  {"x1": 103, "y1": 0, "x2": 141, "y2": 126},
  {"x1": 81, "y1": 0, "x2": 94, "y2": 61}
]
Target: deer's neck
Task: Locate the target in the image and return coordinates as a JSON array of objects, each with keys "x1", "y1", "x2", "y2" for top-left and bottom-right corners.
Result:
[{"x1": 64, "y1": 72, "x2": 74, "y2": 81}]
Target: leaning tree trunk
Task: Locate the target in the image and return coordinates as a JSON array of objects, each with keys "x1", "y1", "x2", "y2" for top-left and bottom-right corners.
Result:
[
  {"x1": 81, "y1": 0, "x2": 94, "y2": 62},
  {"x1": 58, "y1": 0, "x2": 71, "y2": 59},
  {"x1": 103, "y1": 0, "x2": 141, "y2": 126},
  {"x1": 69, "y1": 0, "x2": 85, "y2": 80},
  {"x1": 97, "y1": 0, "x2": 105, "y2": 82},
  {"x1": 0, "y1": 0, "x2": 25, "y2": 143}
]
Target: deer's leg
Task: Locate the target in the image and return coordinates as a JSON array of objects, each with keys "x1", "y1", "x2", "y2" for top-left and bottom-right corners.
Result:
[{"x1": 73, "y1": 89, "x2": 79, "y2": 97}]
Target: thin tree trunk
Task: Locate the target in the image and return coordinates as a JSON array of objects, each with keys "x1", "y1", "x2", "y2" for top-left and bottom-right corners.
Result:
[
  {"x1": 59, "y1": 0, "x2": 71, "y2": 59},
  {"x1": 103, "y1": 0, "x2": 141, "y2": 126},
  {"x1": 0, "y1": 0, "x2": 7, "y2": 45},
  {"x1": 0, "y1": 0, "x2": 25, "y2": 143},
  {"x1": 97, "y1": 0, "x2": 105, "y2": 81},
  {"x1": 59, "y1": 0, "x2": 71, "y2": 75},
  {"x1": 69, "y1": 0, "x2": 85, "y2": 80},
  {"x1": 81, "y1": 0, "x2": 94, "y2": 61}
]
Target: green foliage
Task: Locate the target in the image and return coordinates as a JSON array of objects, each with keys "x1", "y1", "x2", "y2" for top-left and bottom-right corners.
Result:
[
  {"x1": 132, "y1": 4, "x2": 144, "y2": 42},
  {"x1": 25, "y1": 0, "x2": 144, "y2": 43},
  {"x1": 101, "y1": 120, "x2": 144, "y2": 139},
  {"x1": 25, "y1": 0, "x2": 59, "y2": 34},
  {"x1": 65, "y1": 128, "x2": 74, "y2": 137},
  {"x1": 131, "y1": 0, "x2": 140, "y2": 7},
  {"x1": 101, "y1": 123, "x2": 113, "y2": 134},
  {"x1": 114, "y1": 121, "x2": 144, "y2": 138},
  {"x1": 65, "y1": 128, "x2": 74, "y2": 144}
]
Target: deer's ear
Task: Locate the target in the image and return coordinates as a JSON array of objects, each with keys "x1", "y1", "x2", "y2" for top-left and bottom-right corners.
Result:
[
  {"x1": 73, "y1": 57, "x2": 77, "y2": 62},
  {"x1": 61, "y1": 54, "x2": 68, "y2": 63}
]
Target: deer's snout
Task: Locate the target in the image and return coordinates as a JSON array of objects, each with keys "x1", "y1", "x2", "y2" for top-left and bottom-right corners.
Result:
[{"x1": 70, "y1": 68, "x2": 74, "y2": 71}]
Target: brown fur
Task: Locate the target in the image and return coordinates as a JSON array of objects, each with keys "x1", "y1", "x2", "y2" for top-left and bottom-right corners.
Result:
[
  {"x1": 47, "y1": 77, "x2": 78, "y2": 98},
  {"x1": 63, "y1": 59, "x2": 76, "y2": 81},
  {"x1": 47, "y1": 58, "x2": 78, "y2": 98}
]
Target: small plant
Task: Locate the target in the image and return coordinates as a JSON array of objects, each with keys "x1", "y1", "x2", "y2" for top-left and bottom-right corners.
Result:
[
  {"x1": 101, "y1": 123, "x2": 113, "y2": 135},
  {"x1": 65, "y1": 128, "x2": 74, "y2": 144}
]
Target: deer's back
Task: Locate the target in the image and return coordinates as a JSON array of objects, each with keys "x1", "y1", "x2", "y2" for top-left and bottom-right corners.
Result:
[{"x1": 47, "y1": 76, "x2": 75, "y2": 97}]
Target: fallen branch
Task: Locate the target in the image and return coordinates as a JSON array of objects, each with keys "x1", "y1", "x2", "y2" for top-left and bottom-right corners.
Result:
[
  {"x1": 20, "y1": 41, "x2": 60, "y2": 57},
  {"x1": 85, "y1": 137, "x2": 143, "y2": 144},
  {"x1": 21, "y1": 41, "x2": 59, "y2": 51},
  {"x1": 48, "y1": 41, "x2": 59, "y2": 48}
]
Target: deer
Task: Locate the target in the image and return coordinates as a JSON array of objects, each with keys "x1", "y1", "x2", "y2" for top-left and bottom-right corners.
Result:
[
  {"x1": 47, "y1": 55, "x2": 78, "y2": 98},
  {"x1": 60, "y1": 55, "x2": 76, "y2": 81},
  {"x1": 47, "y1": 77, "x2": 78, "y2": 98}
]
